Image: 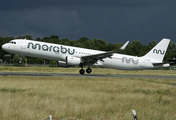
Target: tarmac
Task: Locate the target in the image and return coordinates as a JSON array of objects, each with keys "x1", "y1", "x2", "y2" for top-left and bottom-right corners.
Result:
[{"x1": 0, "y1": 72, "x2": 175, "y2": 80}]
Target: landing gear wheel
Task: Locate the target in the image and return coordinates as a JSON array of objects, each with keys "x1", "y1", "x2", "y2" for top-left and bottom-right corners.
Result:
[
  {"x1": 79, "y1": 69, "x2": 85, "y2": 75},
  {"x1": 86, "y1": 67, "x2": 92, "y2": 74}
]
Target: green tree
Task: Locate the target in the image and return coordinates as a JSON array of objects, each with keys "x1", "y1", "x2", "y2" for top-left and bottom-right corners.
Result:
[
  {"x1": 78, "y1": 37, "x2": 89, "y2": 44},
  {"x1": 124, "y1": 40, "x2": 144, "y2": 56},
  {"x1": 61, "y1": 38, "x2": 71, "y2": 46},
  {"x1": 164, "y1": 41, "x2": 176, "y2": 62},
  {"x1": 50, "y1": 35, "x2": 59, "y2": 39},
  {"x1": 12, "y1": 54, "x2": 26, "y2": 65},
  {"x1": 148, "y1": 41, "x2": 157, "y2": 49},
  {"x1": 0, "y1": 35, "x2": 175, "y2": 64},
  {"x1": 49, "y1": 61, "x2": 57, "y2": 67}
]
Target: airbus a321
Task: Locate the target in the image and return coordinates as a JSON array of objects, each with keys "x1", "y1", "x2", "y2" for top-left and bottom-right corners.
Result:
[{"x1": 2, "y1": 38, "x2": 171, "y2": 75}]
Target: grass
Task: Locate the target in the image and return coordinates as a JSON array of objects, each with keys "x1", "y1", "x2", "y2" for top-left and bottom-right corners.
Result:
[
  {"x1": 0, "y1": 76, "x2": 176, "y2": 120},
  {"x1": 0, "y1": 66, "x2": 176, "y2": 120}
]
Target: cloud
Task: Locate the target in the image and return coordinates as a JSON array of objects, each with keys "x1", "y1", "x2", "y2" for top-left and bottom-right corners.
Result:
[
  {"x1": 0, "y1": 0, "x2": 157, "y2": 11},
  {"x1": 0, "y1": 0, "x2": 176, "y2": 44},
  {"x1": 0, "y1": 7, "x2": 85, "y2": 39}
]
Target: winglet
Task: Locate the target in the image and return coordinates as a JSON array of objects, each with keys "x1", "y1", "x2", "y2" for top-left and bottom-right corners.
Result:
[{"x1": 119, "y1": 41, "x2": 129, "y2": 51}]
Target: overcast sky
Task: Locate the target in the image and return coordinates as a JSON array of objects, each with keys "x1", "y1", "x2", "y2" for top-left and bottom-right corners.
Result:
[{"x1": 0, "y1": 0, "x2": 176, "y2": 44}]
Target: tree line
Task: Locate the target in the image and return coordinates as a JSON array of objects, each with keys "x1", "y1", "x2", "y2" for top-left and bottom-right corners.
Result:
[{"x1": 0, "y1": 35, "x2": 176, "y2": 64}]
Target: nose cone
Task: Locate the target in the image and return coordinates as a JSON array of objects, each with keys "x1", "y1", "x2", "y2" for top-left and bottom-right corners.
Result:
[{"x1": 2, "y1": 44, "x2": 9, "y2": 51}]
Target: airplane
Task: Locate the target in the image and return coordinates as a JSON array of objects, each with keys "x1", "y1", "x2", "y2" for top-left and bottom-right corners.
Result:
[{"x1": 2, "y1": 38, "x2": 171, "y2": 75}]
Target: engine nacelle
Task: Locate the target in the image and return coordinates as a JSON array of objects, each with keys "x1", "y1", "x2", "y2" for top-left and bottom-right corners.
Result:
[
  {"x1": 66, "y1": 56, "x2": 81, "y2": 66},
  {"x1": 57, "y1": 61, "x2": 70, "y2": 67}
]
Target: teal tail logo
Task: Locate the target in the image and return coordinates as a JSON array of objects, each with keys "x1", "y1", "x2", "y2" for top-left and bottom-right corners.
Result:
[{"x1": 153, "y1": 49, "x2": 165, "y2": 55}]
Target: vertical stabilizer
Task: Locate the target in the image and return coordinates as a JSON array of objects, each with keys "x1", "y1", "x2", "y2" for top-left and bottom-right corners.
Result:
[{"x1": 142, "y1": 38, "x2": 170, "y2": 62}]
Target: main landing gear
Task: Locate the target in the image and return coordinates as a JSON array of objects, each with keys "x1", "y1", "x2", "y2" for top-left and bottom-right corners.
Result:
[{"x1": 79, "y1": 67, "x2": 92, "y2": 75}]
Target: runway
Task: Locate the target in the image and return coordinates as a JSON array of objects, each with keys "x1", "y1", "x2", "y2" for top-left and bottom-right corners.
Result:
[{"x1": 0, "y1": 72, "x2": 175, "y2": 80}]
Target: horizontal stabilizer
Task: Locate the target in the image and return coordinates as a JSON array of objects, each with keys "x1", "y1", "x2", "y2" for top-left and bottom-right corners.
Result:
[
  {"x1": 152, "y1": 62, "x2": 164, "y2": 65},
  {"x1": 152, "y1": 63, "x2": 170, "y2": 68}
]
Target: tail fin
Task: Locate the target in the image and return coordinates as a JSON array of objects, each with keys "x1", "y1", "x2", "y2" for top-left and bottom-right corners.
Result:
[{"x1": 142, "y1": 38, "x2": 170, "y2": 62}]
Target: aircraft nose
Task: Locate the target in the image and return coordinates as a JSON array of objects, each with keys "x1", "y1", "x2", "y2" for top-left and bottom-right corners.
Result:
[{"x1": 2, "y1": 44, "x2": 9, "y2": 51}]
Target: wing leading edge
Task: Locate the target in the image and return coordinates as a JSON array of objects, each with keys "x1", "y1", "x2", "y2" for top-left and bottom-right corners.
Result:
[{"x1": 81, "y1": 41, "x2": 129, "y2": 63}]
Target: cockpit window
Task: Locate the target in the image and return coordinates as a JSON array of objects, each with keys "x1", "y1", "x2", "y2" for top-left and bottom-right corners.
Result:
[{"x1": 9, "y1": 41, "x2": 16, "y2": 44}]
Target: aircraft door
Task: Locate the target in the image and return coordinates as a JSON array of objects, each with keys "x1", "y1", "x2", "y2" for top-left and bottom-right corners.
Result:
[
  {"x1": 140, "y1": 58, "x2": 145, "y2": 67},
  {"x1": 21, "y1": 40, "x2": 26, "y2": 49}
]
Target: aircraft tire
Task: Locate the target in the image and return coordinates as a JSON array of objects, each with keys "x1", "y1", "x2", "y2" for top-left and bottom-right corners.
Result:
[
  {"x1": 86, "y1": 68, "x2": 92, "y2": 74},
  {"x1": 79, "y1": 69, "x2": 85, "y2": 75}
]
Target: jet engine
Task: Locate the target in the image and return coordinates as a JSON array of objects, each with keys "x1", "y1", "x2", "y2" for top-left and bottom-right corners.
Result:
[{"x1": 66, "y1": 56, "x2": 81, "y2": 66}]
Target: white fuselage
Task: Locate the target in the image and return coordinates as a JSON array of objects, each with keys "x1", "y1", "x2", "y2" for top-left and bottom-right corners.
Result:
[{"x1": 2, "y1": 39, "x2": 169, "y2": 70}]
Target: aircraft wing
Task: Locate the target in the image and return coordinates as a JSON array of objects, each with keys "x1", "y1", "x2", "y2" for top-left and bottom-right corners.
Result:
[{"x1": 81, "y1": 41, "x2": 129, "y2": 63}]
